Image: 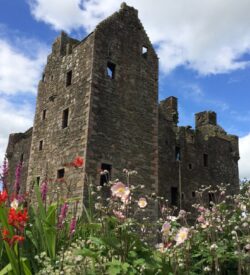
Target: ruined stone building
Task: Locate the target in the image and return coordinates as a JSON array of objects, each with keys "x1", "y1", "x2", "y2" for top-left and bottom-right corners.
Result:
[{"x1": 6, "y1": 3, "x2": 239, "y2": 214}]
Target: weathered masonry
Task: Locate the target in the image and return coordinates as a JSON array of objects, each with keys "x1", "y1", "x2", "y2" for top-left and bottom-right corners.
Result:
[{"x1": 6, "y1": 3, "x2": 239, "y2": 214}]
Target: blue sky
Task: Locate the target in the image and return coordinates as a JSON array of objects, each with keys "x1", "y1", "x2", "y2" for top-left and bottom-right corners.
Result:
[{"x1": 0, "y1": 0, "x2": 249, "y2": 178}]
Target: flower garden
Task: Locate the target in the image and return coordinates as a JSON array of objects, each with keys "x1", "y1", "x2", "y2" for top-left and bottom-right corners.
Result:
[{"x1": 0, "y1": 157, "x2": 250, "y2": 274}]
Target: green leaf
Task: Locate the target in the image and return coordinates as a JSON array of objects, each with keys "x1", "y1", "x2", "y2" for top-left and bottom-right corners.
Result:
[
  {"x1": 0, "y1": 263, "x2": 12, "y2": 275},
  {"x1": 79, "y1": 248, "x2": 99, "y2": 259},
  {"x1": 20, "y1": 258, "x2": 32, "y2": 275}
]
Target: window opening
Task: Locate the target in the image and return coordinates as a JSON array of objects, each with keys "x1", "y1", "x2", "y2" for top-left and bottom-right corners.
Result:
[
  {"x1": 107, "y1": 62, "x2": 116, "y2": 79},
  {"x1": 192, "y1": 191, "x2": 196, "y2": 198},
  {"x1": 171, "y1": 187, "x2": 178, "y2": 206},
  {"x1": 39, "y1": 140, "x2": 43, "y2": 151},
  {"x1": 100, "y1": 163, "x2": 112, "y2": 186},
  {"x1": 142, "y1": 46, "x2": 148, "y2": 58},
  {"x1": 188, "y1": 163, "x2": 193, "y2": 170},
  {"x1": 49, "y1": 95, "x2": 57, "y2": 102},
  {"x1": 208, "y1": 192, "x2": 215, "y2": 205},
  {"x1": 203, "y1": 154, "x2": 208, "y2": 167},
  {"x1": 66, "y1": 70, "x2": 72, "y2": 86},
  {"x1": 36, "y1": 177, "x2": 40, "y2": 185},
  {"x1": 62, "y1": 108, "x2": 69, "y2": 129},
  {"x1": 20, "y1": 153, "x2": 24, "y2": 162},
  {"x1": 42, "y1": 109, "x2": 46, "y2": 120},
  {"x1": 57, "y1": 168, "x2": 65, "y2": 179},
  {"x1": 175, "y1": 146, "x2": 181, "y2": 161}
]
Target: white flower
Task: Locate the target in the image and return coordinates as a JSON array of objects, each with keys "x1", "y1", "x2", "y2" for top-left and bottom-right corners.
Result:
[
  {"x1": 10, "y1": 199, "x2": 19, "y2": 210},
  {"x1": 75, "y1": 255, "x2": 83, "y2": 262},
  {"x1": 138, "y1": 198, "x2": 147, "y2": 208},
  {"x1": 168, "y1": 216, "x2": 178, "y2": 222},
  {"x1": 175, "y1": 227, "x2": 189, "y2": 245},
  {"x1": 210, "y1": 243, "x2": 218, "y2": 250},
  {"x1": 204, "y1": 266, "x2": 211, "y2": 272},
  {"x1": 95, "y1": 203, "x2": 101, "y2": 210},
  {"x1": 240, "y1": 204, "x2": 246, "y2": 211}
]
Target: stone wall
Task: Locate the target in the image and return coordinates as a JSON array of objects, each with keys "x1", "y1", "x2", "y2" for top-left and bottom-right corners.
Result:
[
  {"x1": 26, "y1": 31, "x2": 95, "y2": 204},
  {"x1": 159, "y1": 97, "x2": 239, "y2": 214},
  {"x1": 84, "y1": 3, "x2": 159, "y2": 219}
]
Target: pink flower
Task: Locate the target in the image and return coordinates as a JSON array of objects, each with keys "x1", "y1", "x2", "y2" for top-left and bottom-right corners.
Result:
[
  {"x1": 40, "y1": 181, "x2": 48, "y2": 203},
  {"x1": 69, "y1": 217, "x2": 77, "y2": 237},
  {"x1": 111, "y1": 182, "x2": 130, "y2": 203},
  {"x1": 198, "y1": 206, "x2": 205, "y2": 212},
  {"x1": 197, "y1": 215, "x2": 205, "y2": 223},
  {"x1": 58, "y1": 203, "x2": 69, "y2": 229},
  {"x1": 2, "y1": 157, "x2": 8, "y2": 190},
  {"x1": 161, "y1": 221, "x2": 171, "y2": 236},
  {"x1": 113, "y1": 210, "x2": 125, "y2": 220},
  {"x1": 14, "y1": 162, "x2": 22, "y2": 195}
]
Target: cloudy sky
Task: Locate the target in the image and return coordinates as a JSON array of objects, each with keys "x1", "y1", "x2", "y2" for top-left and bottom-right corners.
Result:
[{"x1": 0, "y1": 0, "x2": 249, "y2": 178}]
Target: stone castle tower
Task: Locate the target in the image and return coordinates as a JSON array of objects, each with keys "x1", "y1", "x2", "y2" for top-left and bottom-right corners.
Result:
[{"x1": 6, "y1": 3, "x2": 239, "y2": 214}]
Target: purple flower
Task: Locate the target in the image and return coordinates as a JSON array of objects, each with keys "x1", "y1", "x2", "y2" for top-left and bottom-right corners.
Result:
[
  {"x1": 14, "y1": 162, "x2": 22, "y2": 195},
  {"x1": 69, "y1": 217, "x2": 77, "y2": 237},
  {"x1": 40, "y1": 181, "x2": 48, "y2": 203},
  {"x1": 58, "y1": 203, "x2": 69, "y2": 229},
  {"x1": 2, "y1": 157, "x2": 8, "y2": 190}
]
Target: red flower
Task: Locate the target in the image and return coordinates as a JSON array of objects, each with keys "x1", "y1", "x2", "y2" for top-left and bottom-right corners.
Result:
[
  {"x1": 8, "y1": 208, "x2": 28, "y2": 232},
  {"x1": 1, "y1": 228, "x2": 25, "y2": 246},
  {"x1": 2, "y1": 228, "x2": 9, "y2": 239},
  {"x1": 72, "y1": 156, "x2": 84, "y2": 168},
  {"x1": 0, "y1": 190, "x2": 8, "y2": 205},
  {"x1": 10, "y1": 235, "x2": 25, "y2": 245}
]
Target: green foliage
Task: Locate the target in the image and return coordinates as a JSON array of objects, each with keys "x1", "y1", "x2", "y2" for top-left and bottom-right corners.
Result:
[{"x1": 1, "y1": 173, "x2": 250, "y2": 274}]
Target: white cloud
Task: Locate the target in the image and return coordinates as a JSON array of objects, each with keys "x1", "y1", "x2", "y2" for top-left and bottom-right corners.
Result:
[
  {"x1": 0, "y1": 37, "x2": 48, "y2": 95},
  {"x1": 239, "y1": 133, "x2": 250, "y2": 179},
  {"x1": 0, "y1": 98, "x2": 34, "y2": 164},
  {"x1": 28, "y1": 0, "x2": 250, "y2": 75}
]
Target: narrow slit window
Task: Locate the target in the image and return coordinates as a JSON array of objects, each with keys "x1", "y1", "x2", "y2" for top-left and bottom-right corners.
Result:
[
  {"x1": 203, "y1": 154, "x2": 208, "y2": 167},
  {"x1": 66, "y1": 70, "x2": 72, "y2": 86},
  {"x1": 175, "y1": 146, "x2": 181, "y2": 161},
  {"x1": 39, "y1": 140, "x2": 43, "y2": 151},
  {"x1": 36, "y1": 177, "x2": 40, "y2": 185},
  {"x1": 171, "y1": 187, "x2": 178, "y2": 206},
  {"x1": 142, "y1": 46, "x2": 148, "y2": 58},
  {"x1": 20, "y1": 153, "x2": 24, "y2": 162},
  {"x1": 208, "y1": 192, "x2": 215, "y2": 204},
  {"x1": 42, "y1": 73, "x2": 45, "y2": 82},
  {"x1": 42, "y1": 109, "x2": 47, "y2": 120},
  {"x1": 100, "y1": 163, "x2": 112, "y2": 186},
  {"x1": 188, "y1": 163, "x2": 193, "y2": 170},
  {"x1": 62, "y1": 108, "x2": 69, "y2": 129},
  {"x1": 57, "y1": 168, "x2": 65, "y2": 179},
  {"x1": 192, "y1": 191, "x2": 196, "y2": 198},
  {"x1": 107, "y1": 62, "x2": 116, "y2": 79}
]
